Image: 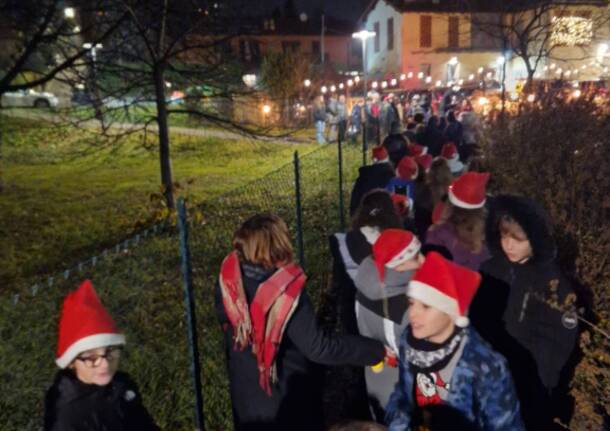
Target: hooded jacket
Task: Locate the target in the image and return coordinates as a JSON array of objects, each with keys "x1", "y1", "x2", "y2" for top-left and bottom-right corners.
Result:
[
  {"x1": 354, "y1": 256, "x2": 413, "y2": 420},
  {"x1": 349, "y1": 163, "x2": 396, "y2": 216},
  {"x1": 470, "y1": 195, "x2": 578, "y2": 430},
  {"x1": 44, "y1": 370, "x2": 158, "y2": 431}
]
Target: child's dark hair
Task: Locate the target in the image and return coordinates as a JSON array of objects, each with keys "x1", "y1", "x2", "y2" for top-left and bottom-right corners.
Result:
[
  {"x1": 327, "y1": 420, "x2": 387, "y2": 431},
  {"x1": 352, "y1": 189, "x2": 402, "y2": 231}
]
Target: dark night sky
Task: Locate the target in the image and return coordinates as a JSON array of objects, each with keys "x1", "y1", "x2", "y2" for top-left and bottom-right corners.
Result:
[{"x1": 258, "y1": 0, "x2": 371, "y2": 21}]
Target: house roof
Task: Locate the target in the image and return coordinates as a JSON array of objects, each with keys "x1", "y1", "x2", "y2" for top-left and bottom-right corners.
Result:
[{"x1": 361, "y1": 0, "x2": 608, "y2": 19}]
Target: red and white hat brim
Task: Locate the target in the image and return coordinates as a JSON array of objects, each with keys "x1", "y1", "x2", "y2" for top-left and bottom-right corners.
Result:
[
  {"x1": 56, "y1": 333, "x2": 126, "y2": 368},
  {"x1": 408, "y1": 280, "x2": 469, "y2": 327},
  {"x1": 448, "y1": 188, "x2": 485, "y2": 209},
  {"x1": 385, "y1": 238, "x2": 421, "y2": 269},
  {"x1": 374, "y1": 157, "x2": 390, "y2": 164}
]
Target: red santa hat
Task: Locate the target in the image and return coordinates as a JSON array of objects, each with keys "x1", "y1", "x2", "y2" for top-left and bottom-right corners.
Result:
[
  {"x1": 372, "y1": 146, "x2": 389, "y2": 163},
  {"x1": 396, "y1": 156, "x2": 419, "y2": 181},
  {"x1": 55, "y1": 280, "x2": 125, "y2": 368},
  {"x1": 415, "y1": 154, "x2": 433, "y2": 172},
  {"x1": 448, "y1": 172, "x2": 490, "y2": 209},
  {"x1": 372, "y1": 229, "x2": 421, "y2": 281},
  {"x1": 441, "y1": 143, "x2": 458, "y2": 160},
  {"x1": 409, "y1": 144, "x2": 428, "y2": 157},
  {"x1": 391, "y1": 193, "x2": 413, "y2": 216},
  {"x1": 407, "y1": 252, "x2": 481, "y2": 327}
]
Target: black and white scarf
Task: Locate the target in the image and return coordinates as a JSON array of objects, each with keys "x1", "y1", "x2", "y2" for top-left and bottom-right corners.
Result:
[{"x1": 404, "y1": 326, "x2": 464, "y2": 372}]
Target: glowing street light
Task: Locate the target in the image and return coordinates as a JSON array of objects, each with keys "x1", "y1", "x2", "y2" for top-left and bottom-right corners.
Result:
[
  {"x1": 381, "y1": 81, "x2": 387, "y2": 89},
  {"x1": 262, "y1": 104, "x2": 271, "y2": 114},
  {"x1": 390, "y1": 78, "x2": 397, "y2": 86},
  {"x1": 417, "y1": 72, "x2": 424, "y2": 79},
  {"x1": 352, "y1": 30, "x2": 377, "y2": 95},
  {"x1": 468, "y1": 74, "x2": 474, "y2": 81},
  {"x1": 448, "y1": 56, "x2": 458, "y2": 66},
  {"x1": 354, "y1": 76, "x2": 361, "y2": 83},
  {"x1": 242, "y1": 74, "x2": 257, "y2": 88},
  {"x1": 371, "y1": 81, "x2": 378, "y2": 89},
  {"x1": 477, "y1": 67, "x2": 484, "y2": 74},
  {"x1": 527, "y1": 94, "x2": 536, "y2": 103},
  {"x1": 321, "y1": 86, "x2": 327, "y2": 93},
  {"x1": 303, "y1": 79, "x2": 311, "y2": 87},
  {"x1": 330, "y1": 85, "x2": 336, "y2": 92},
  {"x1": 407, "y1": 72, "x2": 413, "y2": 78},
  {"x1": 425, "y1": 76, "x2": 432, "y2": 84},
  {"x1": 435, "y1": 80, "x2": 442, "y2": 87},
  {"x1": 339, "y1": 83, "x2": 344, "y2": 90},
  {"x1": 347, "y1": 79, "x2": 354, "y2": 87},
  {"x1": 64, "y1": 7, "x2": 75, "y2": 19},
  {"x1": 400, "y1": 73, "x2": 406, "y2": 80}
]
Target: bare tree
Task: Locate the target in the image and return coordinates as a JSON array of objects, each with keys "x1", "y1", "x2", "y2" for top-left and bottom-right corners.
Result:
[
  {"x1": 470, "y1": 0, "x2": 610, "y2": 92},
  {"x1": 0, "y1": 0, "x2": 128, "y2": 192}
]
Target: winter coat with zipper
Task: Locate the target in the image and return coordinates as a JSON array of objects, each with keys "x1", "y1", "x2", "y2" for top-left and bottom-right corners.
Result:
[
  {"x1": 44, "y1": 370, "x2": 159, "y2": 431},
  {"x1": 329, "y1": 228, "x2": 376, "y2": 335},
  {"x1": 354, "y1": 256, "x2": 413, "y2": 421},
  {"x1": 215, "y1": 261, "x2": 385, "y2": 431},
  {"x1": 385, "y1": 327, "x2": 524, "y2": 431},
  {"x1": 349, "y1": 163, "x2": 395, "y2": 216},
  {"x1": 469, "y1": 195, "x2": 578, "y2": 430}
]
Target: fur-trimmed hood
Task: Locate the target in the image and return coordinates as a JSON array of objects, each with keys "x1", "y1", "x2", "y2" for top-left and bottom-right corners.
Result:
[{"x1": 486, "y1": 195, "x2": 556, "y2": 264}]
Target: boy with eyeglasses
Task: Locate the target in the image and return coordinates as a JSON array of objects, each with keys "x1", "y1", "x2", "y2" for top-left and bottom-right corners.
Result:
[{"x1": 44, "y1": 280, "x2": 158, "y2": 430}]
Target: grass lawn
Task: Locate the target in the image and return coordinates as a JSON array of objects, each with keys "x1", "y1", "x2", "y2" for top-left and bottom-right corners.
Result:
[
  {"x1": 0, "y1": 115, "x2": 317, "y2": 289},
  {"x1": 0, "y1": 113, "x2": 360, "y2": 430}
]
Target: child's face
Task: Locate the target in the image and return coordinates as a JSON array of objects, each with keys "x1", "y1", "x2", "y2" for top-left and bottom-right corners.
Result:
[
  {"x1": 407, "y1": 299, "x2": 455, "y2": 343},
  {"x1": 70, "y1": 345, "x2": 121, "y2": 386},
  {"x1": 394, "y1": 253, "x2": 425, "y2": 272},
  {"x1": 500, "y1": 221, "x2": 533, "y2": 263}
]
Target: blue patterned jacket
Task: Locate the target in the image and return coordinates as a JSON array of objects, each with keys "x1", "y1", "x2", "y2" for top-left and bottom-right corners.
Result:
[{"x1": 385, "y1": 327, "x2": 525, "y2": 431}]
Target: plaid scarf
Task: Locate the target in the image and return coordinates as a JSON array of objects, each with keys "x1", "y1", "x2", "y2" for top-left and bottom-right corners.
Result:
[{"x1": 219, "y1": 251, "x2": 306, "y2": 395}]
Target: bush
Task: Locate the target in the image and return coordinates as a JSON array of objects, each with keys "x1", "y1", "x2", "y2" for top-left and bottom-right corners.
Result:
[{"x1": 482, "y1": 98, "x2": 610, "y2": 430}]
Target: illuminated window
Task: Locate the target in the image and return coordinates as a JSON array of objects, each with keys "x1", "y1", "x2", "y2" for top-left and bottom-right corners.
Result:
[{"x1": 551, "y1": 15, "x2": 593, "y2": 47}]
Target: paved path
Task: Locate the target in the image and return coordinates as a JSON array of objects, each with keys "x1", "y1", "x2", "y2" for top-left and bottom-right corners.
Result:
[{"x1": 1, "y1": 109, "x2": 314, "y2": 145}]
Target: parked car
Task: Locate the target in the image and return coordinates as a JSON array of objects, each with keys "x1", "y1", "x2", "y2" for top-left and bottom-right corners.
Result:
[{"x1": 1, "y1": 89, "x2": 59, "y2": 108}]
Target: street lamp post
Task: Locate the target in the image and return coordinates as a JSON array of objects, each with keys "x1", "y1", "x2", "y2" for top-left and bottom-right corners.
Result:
[
  {"x1": 352, "y1": 30, "x2": 376, "y2": 97},
  {"x1": 83, "y1": 43, "x2": 103, "y2": 121}
]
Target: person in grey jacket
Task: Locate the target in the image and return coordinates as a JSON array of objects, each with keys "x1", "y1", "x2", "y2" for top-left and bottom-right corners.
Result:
[{"x1": 355, "y1": 229, "x2": 424, "y2": 423}]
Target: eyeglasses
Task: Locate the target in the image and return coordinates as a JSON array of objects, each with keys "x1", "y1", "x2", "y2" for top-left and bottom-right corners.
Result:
[{"x1": 76, "y1": 345, "x2": 123, "y2": 368}]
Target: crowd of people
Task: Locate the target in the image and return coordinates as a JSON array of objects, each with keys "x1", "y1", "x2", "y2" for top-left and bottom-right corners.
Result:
[{"x1": 43, "y1": 108, "x2": 580, "y2": 430}]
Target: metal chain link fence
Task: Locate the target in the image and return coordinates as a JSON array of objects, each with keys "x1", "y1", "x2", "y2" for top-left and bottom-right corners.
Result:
[{"x1": 0, "y1": 138, "x2": 364, "y2": 431}]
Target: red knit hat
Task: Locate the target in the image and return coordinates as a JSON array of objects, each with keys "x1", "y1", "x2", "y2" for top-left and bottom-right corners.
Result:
[
  {"x1": 415, "y1": 154, "x2": 433, "y2": 172},
  {"x1": 372, "y1": 146, "x2": 389, "y2": 163},
  {"x1": 448, "y1": 172, "x2": 490, "y2": 209},
  {"x1": 396, "y1": 156, "x2": 418, "y2": 181},
  {"x1": 409, "y1": 144, "x2": 428, "y2": 157},
  {"x1": 441, "y1": 143, "x2": 458, "y2": 160},
  {"x1": 407, "y1": 252, "x2": 481, "y2": 327},
  {"x1": 372, "y1": 229, "x2": 421, "y2": 281},
  {"x1": 55, "y1": 280, "x2": 125, "y2": 368}
]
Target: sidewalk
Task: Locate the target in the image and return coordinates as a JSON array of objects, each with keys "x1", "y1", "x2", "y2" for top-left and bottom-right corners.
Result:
[{"x1": 1, "y1": 108, "x2": 314, "y2": 145}]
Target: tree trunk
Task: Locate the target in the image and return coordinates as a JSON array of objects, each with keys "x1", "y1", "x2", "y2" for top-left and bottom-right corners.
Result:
[{"x1": 153, "y1": 63, "x2": 175, "y2": 209}]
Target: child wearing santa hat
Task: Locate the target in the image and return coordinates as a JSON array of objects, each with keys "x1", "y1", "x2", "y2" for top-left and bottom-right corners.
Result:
[
  {"x1": 354, "y1": 229, "x2": 424, "y2": 422},
  {"x1": 425, "y1": 172, "x2": 491, "y2": 271},
  {"x1": 385, "y1": 252, "x2": 524, "y2": 431},
  {"x1": 349, "y1": 146, "x2": 396, "y2": 216},
  {"x1": 385, "y1": 156, "x2": 418, "y2": 203},
  {"x1": 44, "y1": 280, "x2": 158, "y2": 430},
  {"x1": 440, "y1": 143, "x2": 464, "y2": 176}
]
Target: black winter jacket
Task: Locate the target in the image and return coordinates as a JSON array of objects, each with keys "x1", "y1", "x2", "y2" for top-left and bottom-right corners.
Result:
[
  {"x1": 349, "y1": 163, "x2": 395, "y2": 216},
  {"x1": 44, "y1": 370, "x2": 158, "y2": 431},
  {"x1": 215, "y1": 262, "x2": 385, "y2": 431},
  {"x1": 470, "y1": 195, "x2": 578, "y2": 430}
]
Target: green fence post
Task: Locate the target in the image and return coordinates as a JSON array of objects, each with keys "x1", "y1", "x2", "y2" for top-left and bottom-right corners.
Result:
[
  {"x1": 293, "y1": 151, "x2": 305, "y2": 269},
  {"x1": 177, "y1": 198, "x2": 205, "y2": 431}
]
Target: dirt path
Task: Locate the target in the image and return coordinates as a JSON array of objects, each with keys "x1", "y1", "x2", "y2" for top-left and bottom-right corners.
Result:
[{"x1": 2, "y1": 109, "x2": 314, "y2": 144}]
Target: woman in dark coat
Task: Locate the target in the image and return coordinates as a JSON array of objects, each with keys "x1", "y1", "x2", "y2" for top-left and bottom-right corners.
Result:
[
  {"x1": 470, "y1": 195, "x2": 579, "y2": 430},
  {"x1": 216, "y1": 214, "x2": 386, "y2": 431}
]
